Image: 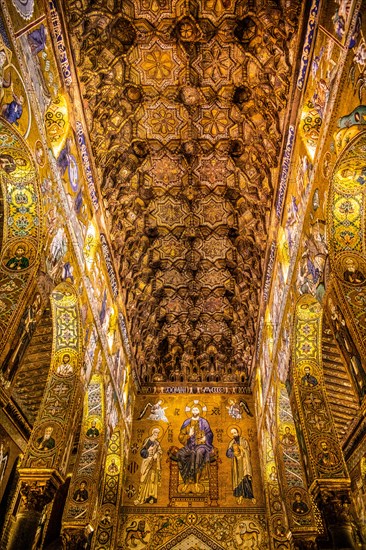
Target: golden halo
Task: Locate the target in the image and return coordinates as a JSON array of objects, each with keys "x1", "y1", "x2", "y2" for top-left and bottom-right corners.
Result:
[
  {"x1": 86, "y1": 416, "x2": 102, "y2": 431},
  {"x1": 297, "y1": 360, "x2": 318, "y2": 375},
  {"x1": 280, "y1": 424, "x2": 294, "y2": 434},
  {"x1": 185, "y1": 399, "x2": 207, "y2": 417},
  {"x1": 2, "y1": 239, "x2": 36, "y2": 272},
  {"x1": 106, "y1": 456, "x2": 120, "y2": 472},
  {"x1": 10, "y1": 240, "x2": 29, "y2": 255},
  {"x1": 344, "y1": 257, "x2": 358, "y2": 267},
  {"x1": 149, "y1": 425, "x2": 162, "y2": 436},
  {"x1": 334, "y1": 253, "x2": 366, "y2": 286},
  {"x1": 154, "y1": 397, "x2": 165, "y2": 406},
  {"x1": 227, "y1": 425, "x2": 242, "y2": 438}
]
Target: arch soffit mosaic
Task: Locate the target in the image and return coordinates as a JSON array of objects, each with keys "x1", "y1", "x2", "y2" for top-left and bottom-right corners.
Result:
[
  {"x1": 0, "y1": 118, "x2": 43, "y2": 355},
  {"x1": 327, "y1": 122, "x2": 366, "y2": 357}
]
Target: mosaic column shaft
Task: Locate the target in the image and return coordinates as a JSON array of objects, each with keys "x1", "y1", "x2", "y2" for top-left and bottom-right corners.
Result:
[
  {"x1": 275, "y1": 385, "x2": 319, "y2": 545},
  {"x1": 262, "y1": 429, "x2": 294, "y2": 550},
  {"x1": 61, "y1": 374, "x2": 105, "y2": 548},
  {"x1": 91, "y1": 427, "x2": 123, "y2": 550}
]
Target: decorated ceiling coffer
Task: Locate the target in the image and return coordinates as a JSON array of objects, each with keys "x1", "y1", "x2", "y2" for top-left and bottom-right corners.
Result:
[{"x1": 64, "y1": 0, "x2": 301, "y2": 385}]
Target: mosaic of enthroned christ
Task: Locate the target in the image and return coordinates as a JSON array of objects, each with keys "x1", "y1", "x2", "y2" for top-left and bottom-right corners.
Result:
[{"x1": 65, "y1": 0, "x2": 300, "y2": 385}]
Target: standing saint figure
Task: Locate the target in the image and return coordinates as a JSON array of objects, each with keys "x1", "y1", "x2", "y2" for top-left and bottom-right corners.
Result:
[
  {"x1": 176, "y1": 404, "x2": 213, "y2": 492},
  {"x1": 134, "y1": 427, "x2": 162, "y2": 505},
  {"x1": 226, "y1": 427, "x2": 255, "y2": 503}
]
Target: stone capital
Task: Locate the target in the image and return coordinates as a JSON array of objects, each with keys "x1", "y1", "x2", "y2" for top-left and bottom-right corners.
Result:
[
  {"x1": 19, "y1": 480, "x2": 55, "y2": 512},
  {"x1": 309, "y1": 480, "x2": 357, "y2": 549},
  {"x1": 18, "y1": 468, "x2": 64, "y2": 512},
  {"x1": 61, "y1": 526, "x2": 93, "y2": 550},
  {"x1": 293, "y1": 540, "x2": 318, "y2": 550}
]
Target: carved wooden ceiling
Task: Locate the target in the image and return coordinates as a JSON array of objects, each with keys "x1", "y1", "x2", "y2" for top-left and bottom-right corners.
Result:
[
  {"x1": 65, "y1": 0, "x2": 301, "y2": 386},
  {"x1": 322, "y1": 320, "x2": 359, "y2": 443},
  {"x1": 12, "y1": 305, "x2": 53, "y2": 429}
]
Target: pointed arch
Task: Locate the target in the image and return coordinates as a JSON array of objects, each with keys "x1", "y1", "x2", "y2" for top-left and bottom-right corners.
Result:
[
  {"x1": 49, "y1": 281, "x2": 83, "y2": 375},
  {"x1": 3, "y1": 282, "x2": 84, "y2": 550},
  {"x1": 327, "y1": 118, "x2": 366, "y2": 376},
  {"x1": 0, "y1": 119, "x2": 43, "y2": 360},
  {"x1": 20, "y1": 281, "x2": 83, "y2": 473},
  {"x1": 11, "y1": 302, "x2": 53, "y2": 428}
]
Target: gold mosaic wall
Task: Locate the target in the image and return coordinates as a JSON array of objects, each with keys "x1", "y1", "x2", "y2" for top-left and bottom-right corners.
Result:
[{"x1": 119, "y1": 393, "x2": 266, "y2": 549}]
